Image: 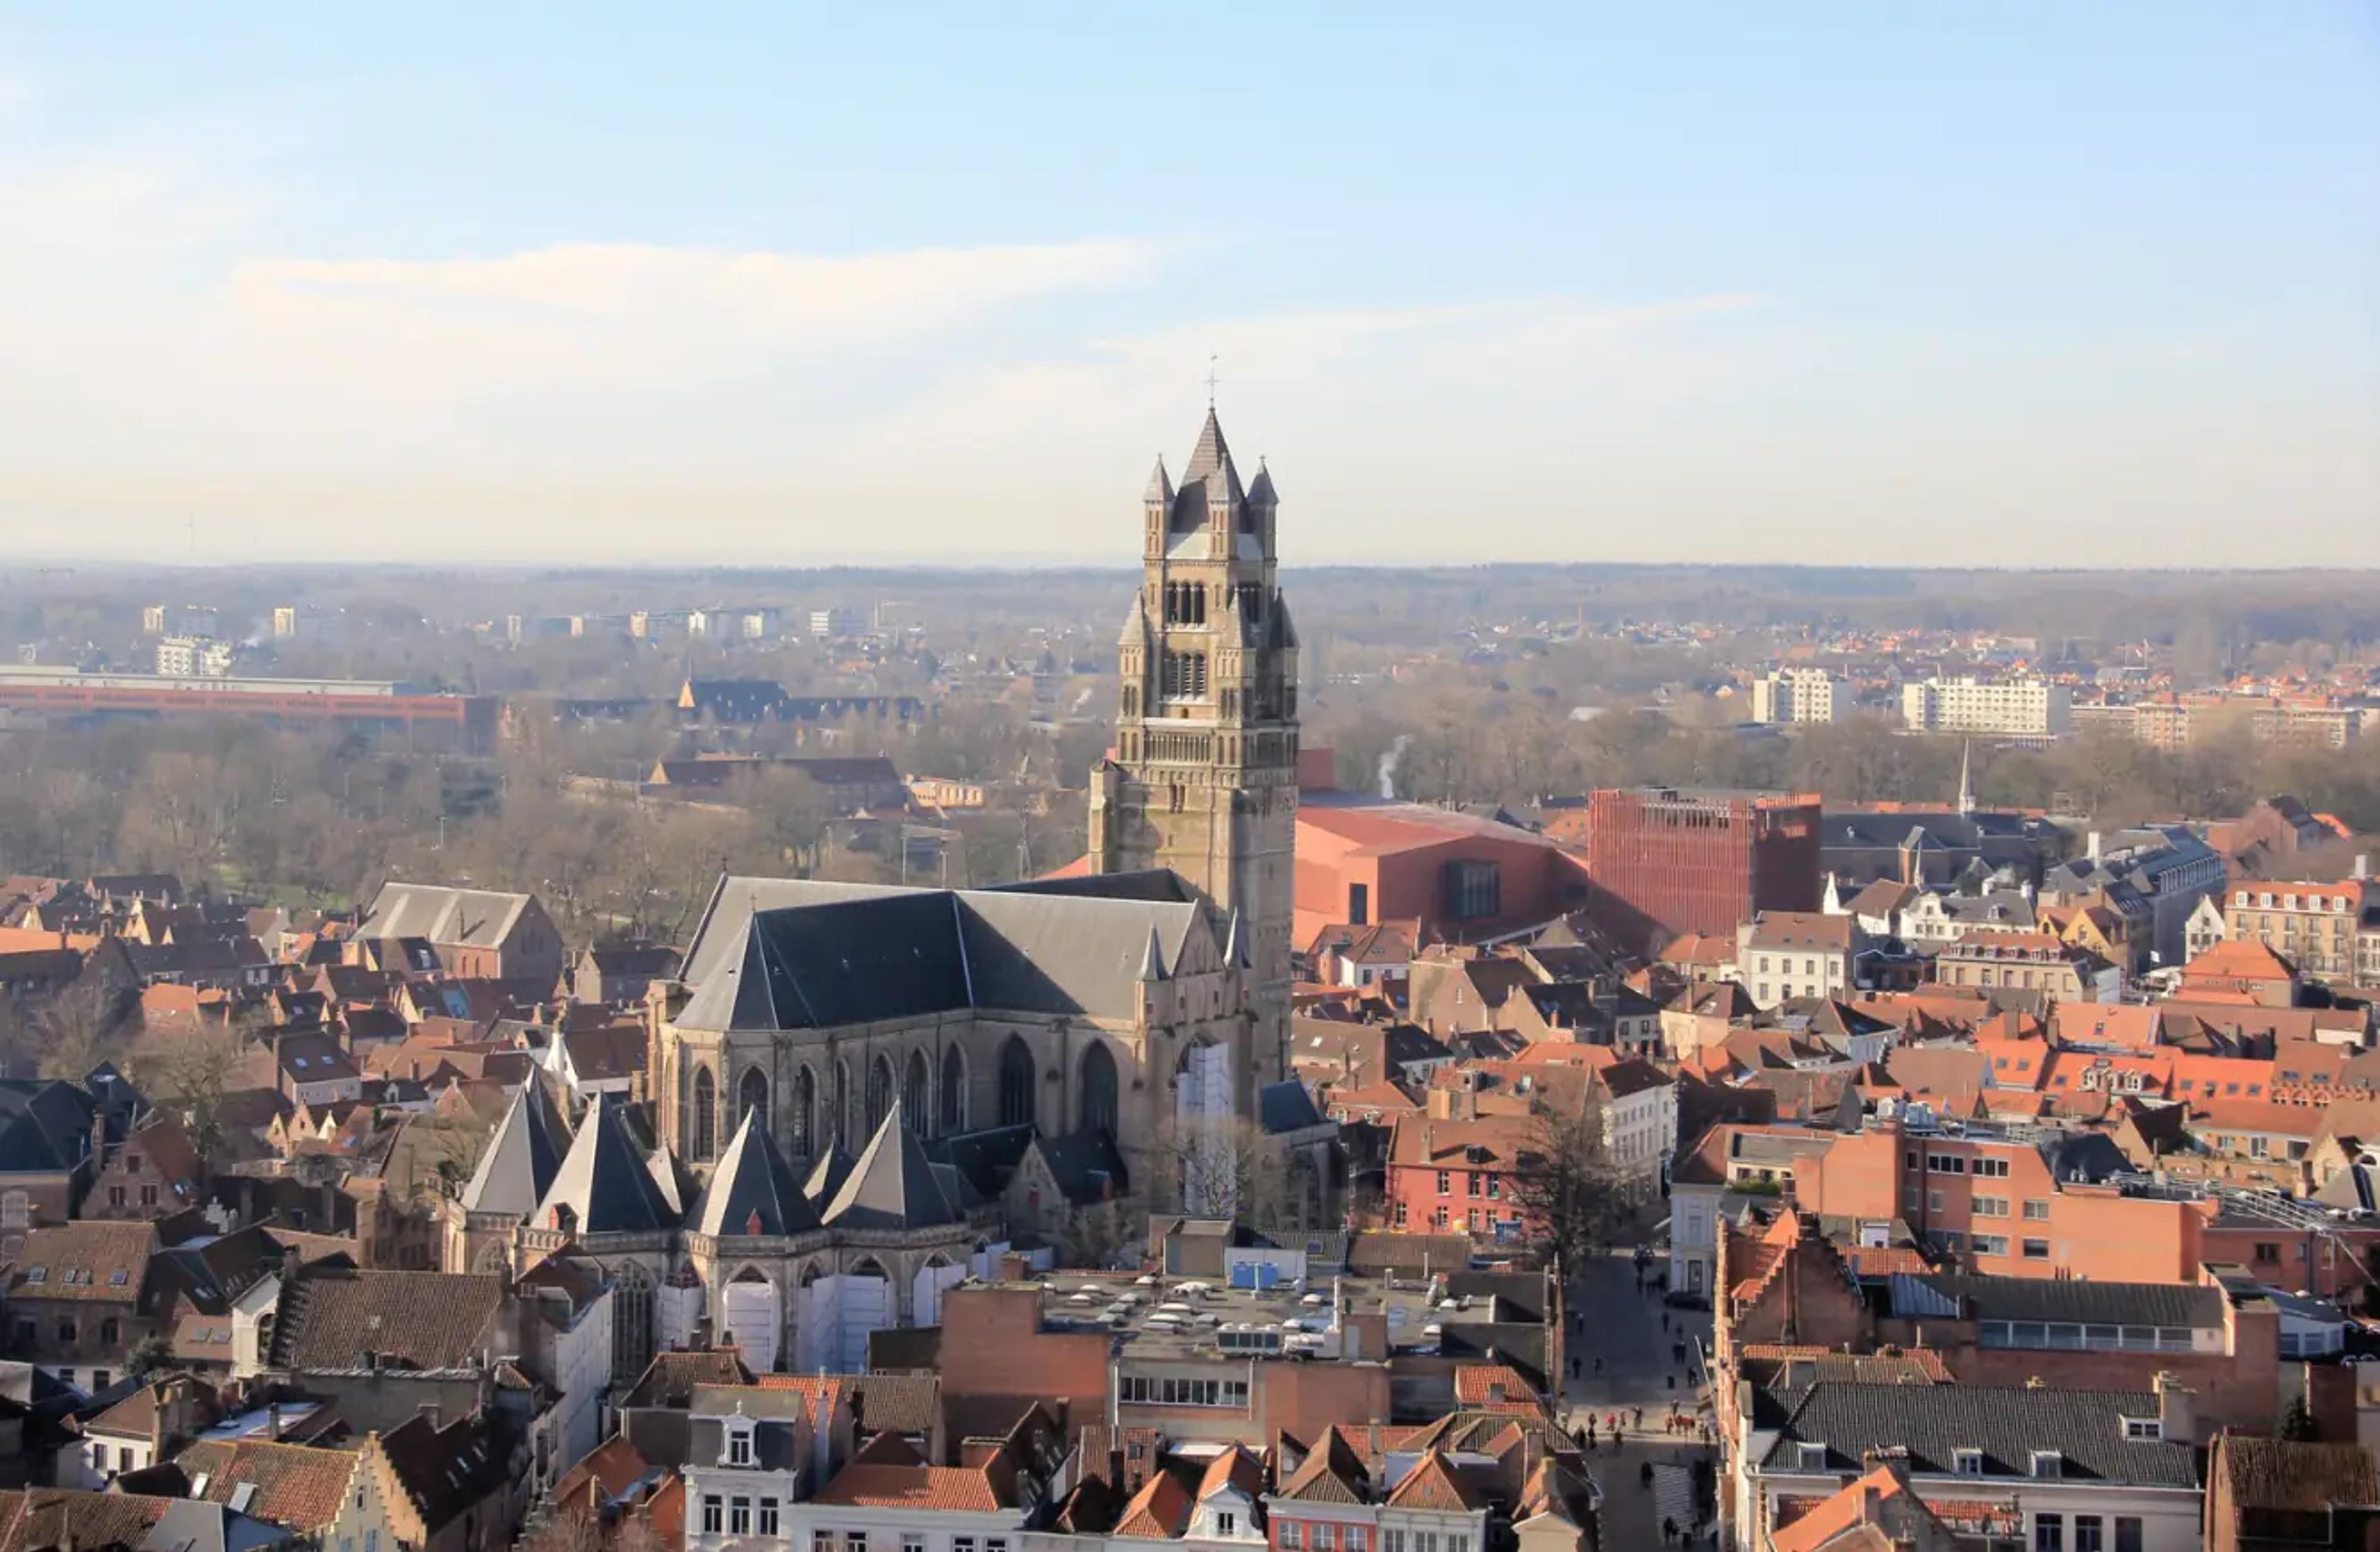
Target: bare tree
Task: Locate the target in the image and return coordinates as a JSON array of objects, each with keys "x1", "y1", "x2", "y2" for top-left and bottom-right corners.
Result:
[{"x1": 1505, "y1": 1100, "x2": 1633, "y2": 1276}]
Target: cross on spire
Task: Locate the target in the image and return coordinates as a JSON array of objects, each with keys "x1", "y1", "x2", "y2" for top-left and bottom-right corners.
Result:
[{"x1": 1205, "y1": 354, "x2": 1220, "y2": 408}]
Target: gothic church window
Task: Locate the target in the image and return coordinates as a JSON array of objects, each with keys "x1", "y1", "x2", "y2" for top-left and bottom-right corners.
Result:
[
  {"x1": 612, "y1": 1263, "x2": 654, "y2": 1384},
  {"x1": 941, "y1": 1046, "x2": 966, "y2": 1134},
  {"x1": 738, "y1": 1067, "x2": 769, "y2": 1134},
  {"x1": 867, "y1": 1056, "x2": 894, "y2": 1134},
  {"x1": 904, "y1": 1051, "x2": 930, "y2": 1132},
  {"x1": 1161, "y1": 652, "x2": 1208, "y2": 699},
  {"x1": 692, "y1": 1068, "x2": 717, "y2": 1161},
  {"x1": 1080, "y1": 1043, "x2": 1119, "y2": 1135},
  {"x1": 791, "y1": 1067, "x2": 815, "y2": 1158},
  {"x1": 998, "y1": 1037, "x2": 1036, "y2": 1129}
]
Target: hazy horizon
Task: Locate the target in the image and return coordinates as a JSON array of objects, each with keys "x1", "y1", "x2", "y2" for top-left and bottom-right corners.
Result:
[{"x1": 3, "y1": 6, "x2": 2374, "y2": 567}]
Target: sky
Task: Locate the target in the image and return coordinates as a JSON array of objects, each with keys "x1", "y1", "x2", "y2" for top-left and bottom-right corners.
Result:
[{"x1": 1, "y1": 5, "x2": 2374, "y2": 567}]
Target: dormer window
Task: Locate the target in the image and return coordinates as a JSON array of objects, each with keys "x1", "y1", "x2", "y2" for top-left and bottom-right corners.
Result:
[
  {"x1": 2030, "y1": 1450, "x2": 2062, "y2": 1479},
  {"x1": 1796, "y1": 1443, "x2": 1828, "y2": 1471},
  {"x1": 2122, "y1": 1416, "x2": 2162, "y2": 1440},
  {"x1": 725, "y1": 1421, "x2": 755, "y2": 1466},
  {"x1": 1952, "y1": 1448, "x2": 1983, "y2": 1476}
]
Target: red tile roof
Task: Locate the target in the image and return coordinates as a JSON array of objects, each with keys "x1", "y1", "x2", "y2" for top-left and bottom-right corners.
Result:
[{"x1": 810, "y1": 1464, "x2": 1006, "y2": 1514}]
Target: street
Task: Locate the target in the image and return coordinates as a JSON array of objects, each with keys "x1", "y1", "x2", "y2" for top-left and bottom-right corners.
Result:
[{"x1": 1558, "y1": 1248, "x2": 1721, "y2": 1545}]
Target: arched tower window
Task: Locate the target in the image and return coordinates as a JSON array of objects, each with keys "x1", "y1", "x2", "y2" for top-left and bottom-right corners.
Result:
[
  {"x1": 832, "y1": 1061, "x2": 850, "y2": 1148},
  {"x1": 1080, "y1": 1042, "x2": 1119, "y2": 1136},
  {"x1": 738, "y1": 1067, "x2": 769, "y2": 1133},
  {"x1": 866, "y1": 1055, "x2": 894, "y2": 1134},
  {"x1": 940, "y1": 1046, "x2": 966, "y2": 1135},
  {"x1": 611, "y1": 1263, "x2": 655, "y2": 1385},
  {"x1": 998, "y1": 1037, "x2": 1036, "y2": 1129},
  {"x1": 790, "y1": 1067, "x2": 816, "y2": 1158},
  {"x1": 904, "y1": 1051, "x2": 930, "y2": 1132},
  {"x1": 692, "y1": 1068, "x2": 717, "y2": 1161}
]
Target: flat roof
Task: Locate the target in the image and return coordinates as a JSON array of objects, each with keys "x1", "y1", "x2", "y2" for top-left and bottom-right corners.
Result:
[
  {"x1": 1019, "y1": 1269, "x2": 1518, "y2": 1364},
  {"x1": 0, "y1": 665, "x2": 454, "y2": 699}
]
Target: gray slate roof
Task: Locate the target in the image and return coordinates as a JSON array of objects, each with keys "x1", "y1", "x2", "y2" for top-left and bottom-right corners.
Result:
[
  {"x1": 1895, "y1": 1272, "x2": 2225, "y2": 1329},
  {"x1": 693, "y1": 1110, "x2": 821, "y2": 1238},
  {"x1": 536, "y1": 1095, "x2": 677, "y2": 1235},
  {"x1": 358, "y1": 882, "x2": 534, "y2": 948},
  {"x1": 675, "y1": 875, "x2": 1215, "y2": 1034},
  {"x1": 1758, "y1": 1382, "x2": 2198, "y2": 1486},
  {"x1": 458, "y1": 1081, "x2": 570, "y2": 1217}
]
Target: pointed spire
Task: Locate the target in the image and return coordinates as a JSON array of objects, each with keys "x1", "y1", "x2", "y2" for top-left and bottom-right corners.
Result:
[
  {"x1": 694, "y1": 1108, "x2": 821, "y2": 1238},
  {"x1": 1957, "y1": 740, "x2": 1976, "y2": 816},
  {"x1": 822, "y1": 1100, "x2": 956, "y2": 1228},
  {"x1": 459, "y1": 1081, "x2": 569, "y2": 1216},
  {"x1": 1118, "y1": 589, "x2": 1150, "y2": 648},
  {"x1": 1143, "y1": 456, "x2": 1174, "y2": 505},
  {"x1": 535, "y1": 1093, "x2": 676, "y2": 1235},
  {"x1": 1139, "y1": 924, "x2": 1169, "y2": 982},
  {"x1": 1183, "y1": 408, "x2": 1232, "y2": 482},
  {"x1": 1247, "y1": 458, "x2": 1277, "y2": 506}
]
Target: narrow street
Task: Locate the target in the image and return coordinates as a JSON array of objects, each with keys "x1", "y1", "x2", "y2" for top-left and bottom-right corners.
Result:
[{"x1": 1557, "y1": 1248, "x2": 1721, "y2": 1546}]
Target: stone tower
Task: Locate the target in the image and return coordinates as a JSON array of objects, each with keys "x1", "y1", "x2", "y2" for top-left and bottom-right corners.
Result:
[{"x1": 1088, "y1": 408, "x2": 1298, "y2": 1085}]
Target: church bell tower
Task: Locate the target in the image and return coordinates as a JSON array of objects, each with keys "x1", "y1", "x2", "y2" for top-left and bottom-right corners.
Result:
[{"x1": 1088, "y1": 408, "x2": 1299, "y2": 1083}]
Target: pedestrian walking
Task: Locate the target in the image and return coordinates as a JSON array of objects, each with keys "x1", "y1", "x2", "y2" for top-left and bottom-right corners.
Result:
[
  {"x1": 1639, "y1": 1461, "x2": 1654, "y2": 1489},
  {"x1": 1660, "y1": 1312, "x2": 1669, "y2": 1334},
  {"x1": 1593, "y1": 1356, "x2": 1603, "y2": 1375},
  {"x1": 1633, "y1": 1406, "x2": 1644, "y2": 1428}
]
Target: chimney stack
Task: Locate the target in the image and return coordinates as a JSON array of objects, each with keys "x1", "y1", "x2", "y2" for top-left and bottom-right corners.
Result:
[
  {"x1": 2154, "y1": 1370, "x2": 2196, "y2": 1442},
  {"x1": 2087, "y1": 831, "x2": 2103, "y2": 864}
]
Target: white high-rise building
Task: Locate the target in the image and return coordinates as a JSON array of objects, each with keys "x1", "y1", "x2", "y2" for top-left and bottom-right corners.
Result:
[
  {"x1": 1749, "y1": 668, "x2": 1851, "y2": 725},
  {"x1": 1901, "y1": 676, "x2": 2073, "y2": 738}
]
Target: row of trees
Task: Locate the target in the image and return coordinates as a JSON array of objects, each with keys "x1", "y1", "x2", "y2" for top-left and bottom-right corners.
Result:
[{"x1": 1313, "y1": 687, "x2": 2380, "y2": 835}]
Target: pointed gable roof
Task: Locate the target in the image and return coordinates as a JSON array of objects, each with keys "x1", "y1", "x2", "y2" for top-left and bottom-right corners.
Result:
[
  {"x1": 1111, "y1": 1465, "x2": 1196, "y2": 1540},
  {"x1": 822, "y1": 1101, "x2": 958, "y2": 1229},
  {"x1": 1143, "y1": 457, "x2": 1175, "y2": 505},
  {"x1": 536, "y1": 1094, "x2": 677, "y2": 1234},
  {"x1": 459, "y1": 1081, "x2": 570, "y2": 1216},
  {"x1": 1386, "y1": 1451, "x2": 1478, "y2": 1512},
  {"x1": 1274, "y1": 1429, "x2": 1367, "y2": 1504},
  {"x1": 694, "y1": 1109, "x2": 821, "y2": 1238},
  {"x1": 1195, "y1": 1445, "x2": 1264, "y2": 1507}
]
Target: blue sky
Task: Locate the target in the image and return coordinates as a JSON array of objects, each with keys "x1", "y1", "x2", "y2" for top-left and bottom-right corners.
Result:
[{"x1": 2, "y1": 4, "x2": 2374, "y2": 565}]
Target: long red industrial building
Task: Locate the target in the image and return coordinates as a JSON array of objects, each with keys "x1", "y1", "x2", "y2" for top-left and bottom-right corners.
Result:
[{"x1": 0, "y1": 666, "x2": 497, "y2": 751}]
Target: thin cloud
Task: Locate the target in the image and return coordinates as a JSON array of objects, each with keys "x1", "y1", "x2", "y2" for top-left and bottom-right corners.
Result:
[{"x1": 232, "y1": 237, "x2": 1168, "y2": 335}]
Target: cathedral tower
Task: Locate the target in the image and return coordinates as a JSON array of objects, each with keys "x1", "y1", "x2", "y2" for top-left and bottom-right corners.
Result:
[{"x1": 1088, "y1": 408, "x2": 1298, "y2": 1084}]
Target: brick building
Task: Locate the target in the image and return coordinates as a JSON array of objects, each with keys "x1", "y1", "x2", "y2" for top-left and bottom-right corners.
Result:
[{"x1": 1576, "y1": 787, "x2": 1822, "y2": 955}]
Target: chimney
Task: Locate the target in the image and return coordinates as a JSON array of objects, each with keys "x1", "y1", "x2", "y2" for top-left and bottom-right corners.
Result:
[
  {"x1": 2087, "y1": 831, "x2": 2103, "y2": 863},
  {"x1": 2154, "y1": 1371, "x2": 2195, "y2": 1442},
  {"x1": 267, "y1": 1401, "x2": 281, "y2": 1440},
  {"x1": 2356, "y1": 854, "x2": 2371, "y2": 883}
]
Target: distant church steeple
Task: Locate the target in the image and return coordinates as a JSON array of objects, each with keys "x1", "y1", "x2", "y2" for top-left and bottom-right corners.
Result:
[
  {"x1": 1956, "y1": 740, "x2": 1977, "y2": 817},
  {"x1": 1088, "y1": 406, "x2": 1299, "y2": 1087}
]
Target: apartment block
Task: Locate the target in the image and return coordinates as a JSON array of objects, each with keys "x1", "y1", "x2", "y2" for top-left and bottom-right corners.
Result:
[
  {"x1": 2223, "y1": 878, "x2": 2373, "y2": 983},
  {"x1": 1749, "y1": 668, "x2": 1851, "y2": 726},
  {"x1": 1900, "y1": 676, "x2": 2073, "y2": 739}
]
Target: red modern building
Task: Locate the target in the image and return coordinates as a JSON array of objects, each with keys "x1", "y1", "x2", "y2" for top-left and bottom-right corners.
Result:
[
  {"x1": 0, "y1": 666, "x2": 497, "y2": 752},
  {"x1": 1578, "y1": 786, "x2": 1822, "y2": 952}
]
